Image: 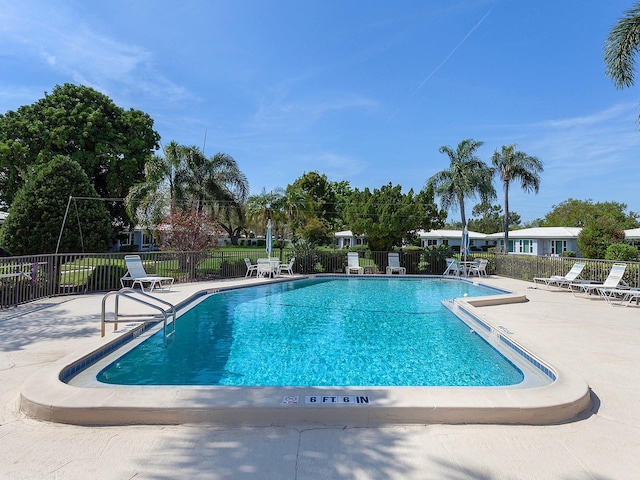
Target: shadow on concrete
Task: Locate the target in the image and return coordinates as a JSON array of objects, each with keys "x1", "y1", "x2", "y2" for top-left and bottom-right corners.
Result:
[{"x1": 0, "y1": 298, "x2": 100, "y2": 352}]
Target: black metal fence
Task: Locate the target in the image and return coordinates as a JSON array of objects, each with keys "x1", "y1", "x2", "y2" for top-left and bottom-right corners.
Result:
[{"x1": 1, "y1": 249, "x2": 638, "y2": 308}]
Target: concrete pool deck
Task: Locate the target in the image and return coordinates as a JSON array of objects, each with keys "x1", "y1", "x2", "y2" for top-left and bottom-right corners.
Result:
[{"x1": 1, "y1": 275, "x2": 639, "y2": 478}]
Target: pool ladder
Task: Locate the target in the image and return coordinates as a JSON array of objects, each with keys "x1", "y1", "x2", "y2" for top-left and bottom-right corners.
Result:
[{"x1": 101, "y1": 288, "x2": 177, "y2": 345}]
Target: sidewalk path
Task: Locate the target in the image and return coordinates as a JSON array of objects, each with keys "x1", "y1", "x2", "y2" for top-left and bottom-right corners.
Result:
[{"x1": 1, "y1": 276, "x2": 638, "y2": 479}]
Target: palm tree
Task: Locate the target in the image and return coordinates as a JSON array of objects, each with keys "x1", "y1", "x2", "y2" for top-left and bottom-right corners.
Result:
[
  {"x1": 282, "y1": 185, "x2": 313, "y2": 241},
  {"x1": 125, "y1": 142, "x2": 249, "y2": 244},
  {"x1": 180, "y1": 148, "x2": 249, "y2": 214},
  {"x1": 491, "y1": 144, "x2": 543, "y2": 250},
  {"x1": 427, "y1": 139, "x2": 495, "y2": 233},
  {"x1": 125, "y1": 141, "x2": 187, "y2": 228},
  {"x1": 605, "y1": 2, "x2": 640, "y2": 89},
  {"x1": 246, "y1": 188, "x2": 285, "y2": 238}
]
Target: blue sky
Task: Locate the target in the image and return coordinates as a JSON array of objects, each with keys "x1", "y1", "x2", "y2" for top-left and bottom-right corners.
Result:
[{"x1": 1, "y1": 0, "x2": 639, "y2": 223}]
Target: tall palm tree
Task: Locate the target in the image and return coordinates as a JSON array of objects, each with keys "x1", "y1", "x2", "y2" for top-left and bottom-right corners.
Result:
[
  {"x1": 125, "y1": 140, "x2": 187, "y2": 228},
  {"x1": 491, "y1": 144, "x2": 543, "y2": 250},
  {"x1": 180, "y1": 148, "x2": 249, "y2": 214},
  {"x1": 427, "y1": 139, "x2": 495, "y2": 232},
  {"x1": 282, "y1": 185, "x2": 313, "y2": 241},
  {"x1": 246, "y1": 188, "x2": 285, "y2": 236},
  {"x1": 125, "y1": 142, "x2": 249, "y2": 240},
  {"x1": 188, "y1": 150, "x2": 249, "y2": 244},
  {"x1": 605, "y1": 2, "x2": 640, "y2": 89}
]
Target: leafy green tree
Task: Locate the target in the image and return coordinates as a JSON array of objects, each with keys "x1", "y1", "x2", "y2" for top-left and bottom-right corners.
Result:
[
  {"x1": 491, "y1": 144, "x2": 543, "y2": 247},
  {"x1": 0, "y1": 83, "x2": 160, "y2": 224},
  {"x1": 427, "y1": 139, "x2": 496, "y2": 232},
  {"x1": 300, "y1": 216, "x2": 332, "y2": 246},
  {"x1": 577, "y1": 218, "x2": 626, "y2": 259},
  {"x1": 542, "y1": 198, "x2": 639, "y2": 228},
  {"x1": 467, "y1": 203, "x2": 521, "y2": 234},
  {"x1": 0, "y1": 155, "x2": 111, "y2": 255},
  {"x1": 329, "y1": 180, "x2": 354, "y2": 230},
  {"x1": 290, "y1": 171, "x2": 339, "y2": 228},
  {"x1": 605, "y1": 2, "x2": 640, "y2": 90},
  {"x1": 344, "y1": 183, "x2": 445, "y2": 251}
]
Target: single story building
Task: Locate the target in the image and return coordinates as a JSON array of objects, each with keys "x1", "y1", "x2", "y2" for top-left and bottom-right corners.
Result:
[
  {"x1": 334, "y1": 230, "x2": 367, "y2": 249},
  {"x1": 416, "y1": 229, "x2": 493, "y2": 251},
  {"x1": 486, "y1": 227, "x2": 581, "y2": 256},
  {"x1": 625, "y1": 228, "x2": 640, "y2": 249}
]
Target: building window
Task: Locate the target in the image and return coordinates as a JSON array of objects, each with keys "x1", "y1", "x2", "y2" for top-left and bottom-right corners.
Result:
[
  {"x1": 507, "y1": 240, "x2": 514, "y2": 253},
  {"x1": 551, "y1": 240, "x2": 566, "y2": 254},
  {"x1": 519, "y1": 239, "x2": 532, "y2": 253}
]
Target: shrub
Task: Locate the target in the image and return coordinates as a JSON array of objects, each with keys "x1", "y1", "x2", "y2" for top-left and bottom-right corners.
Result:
[
  {"x1": 577, "y1": 218, "x2": 625, "y2": 259},
  {"x1": 86, "y1": 265, "x2": 128, "y2": 292},
  {"x1": 0, "y1": 155, "x2": 112, "y2": 255},
  {"x1": 219, "y1": 258, "x2": 246, "y2": 277},
  {"x1": 605, "y1": 243, "x2": 638, "y2": 261}
]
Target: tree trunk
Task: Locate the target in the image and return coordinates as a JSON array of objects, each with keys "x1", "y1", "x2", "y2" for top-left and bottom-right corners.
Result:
[{"x1": 503, "y1": 182, "x2": 510, "y2": 252}]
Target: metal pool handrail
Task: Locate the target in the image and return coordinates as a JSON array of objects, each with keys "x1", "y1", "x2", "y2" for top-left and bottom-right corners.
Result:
[{"x1": 101, "y1": 288, "x2": 177, "y2": 345}]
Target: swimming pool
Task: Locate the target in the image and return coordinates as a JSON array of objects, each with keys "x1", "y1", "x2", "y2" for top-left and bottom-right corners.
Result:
[
  {"x1": 20, "y1": 275, "x2": 592, "y2": 426},
  {"x1": 97, "y1": 278, "x2": 523, "y2": 387}
]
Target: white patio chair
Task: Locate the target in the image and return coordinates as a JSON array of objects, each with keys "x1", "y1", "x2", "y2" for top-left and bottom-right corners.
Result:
[
  {"x1": 244, "y1": 258, "x2": 258, "y2": 277},
  {"x1": 278, "y1": 257, "x2": 295, "y2": 275},
  {"x1": 443, "y1": 258, "x2": 460, "y2": 276},
  {"x1": 468, "y1": 258, "x2": 489, "y2": 277}
]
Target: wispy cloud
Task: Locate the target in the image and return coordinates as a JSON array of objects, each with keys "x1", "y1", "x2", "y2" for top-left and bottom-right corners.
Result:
[
  {"x1": 0, "y1": 1, "x2": 188, "y2": 102},
  {"x1": 482, "y1": 102, "x2": 640, "y2": 217},
  {"x1": 250, "y1": 85, "x2": 378, "y2": 132}
]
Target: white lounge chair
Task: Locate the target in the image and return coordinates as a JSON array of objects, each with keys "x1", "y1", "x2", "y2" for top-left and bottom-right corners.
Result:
[
  {"x1": 345, "y1": 252, "x2": 364, "y2": 275},
  {"x1": 120, "y1": 255, "x2": 174, "y2": 292},
  {"x1": 570, "y1": 263, "x2": 628, "y2": 297},
  {"x1": 278, "y1": 257, "x2": 295, "y2": 276},
  {"x1": 468, "y1": 258, "x2": 488, "y2": 277},
  {"x1": 244, "y1": 258, "x2": 258, "y2": 277},
  {"x1": 443, "y1": 258, "x2": 460, "y2": 276},
  {"x1": 599, "y1": 287, "x2": 640, "y2": 306},
  {"x1": 533, "y1": 262, "x2": 585, "y2": 289},
  {"x1": 386, "y1": 252, "x2": 406, "y2": 275}
]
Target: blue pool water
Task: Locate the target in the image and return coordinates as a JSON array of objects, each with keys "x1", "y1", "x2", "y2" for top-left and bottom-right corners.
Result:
[{"x1": 97, "y1": 278, "x2": 524, "y2": 387}]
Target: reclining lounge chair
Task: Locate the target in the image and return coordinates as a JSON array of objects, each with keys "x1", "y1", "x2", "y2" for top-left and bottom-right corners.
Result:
[
  {"x1": 120, "y1": 255, "x2": 174, "y2": 292},
  {"x1": 386, "y1": 252, "x2": 406, "y2": 275},
  {"x1": 533, "y1": 262, "x2": 585, "y2": 290},
  {"x1": 570, "y1": 263, "x2": 627, "y2": 297},
  {"x1": 345, "y1": 252, "x2": 364, "y2": 275}
]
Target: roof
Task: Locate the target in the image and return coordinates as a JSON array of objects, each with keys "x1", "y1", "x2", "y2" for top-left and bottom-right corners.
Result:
[
  {"x1": 625, "y1": 228, "x2": 640, "y2": 239},
  {"x1": 334, "y1": 230, "x2": 365, "y2": 237},
  {"x1": 416, "y1": 229, "x2": 487, "y2": 240},
  {"x1": 485, "y1": 227, "x2": 582, "y2": 239}
]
